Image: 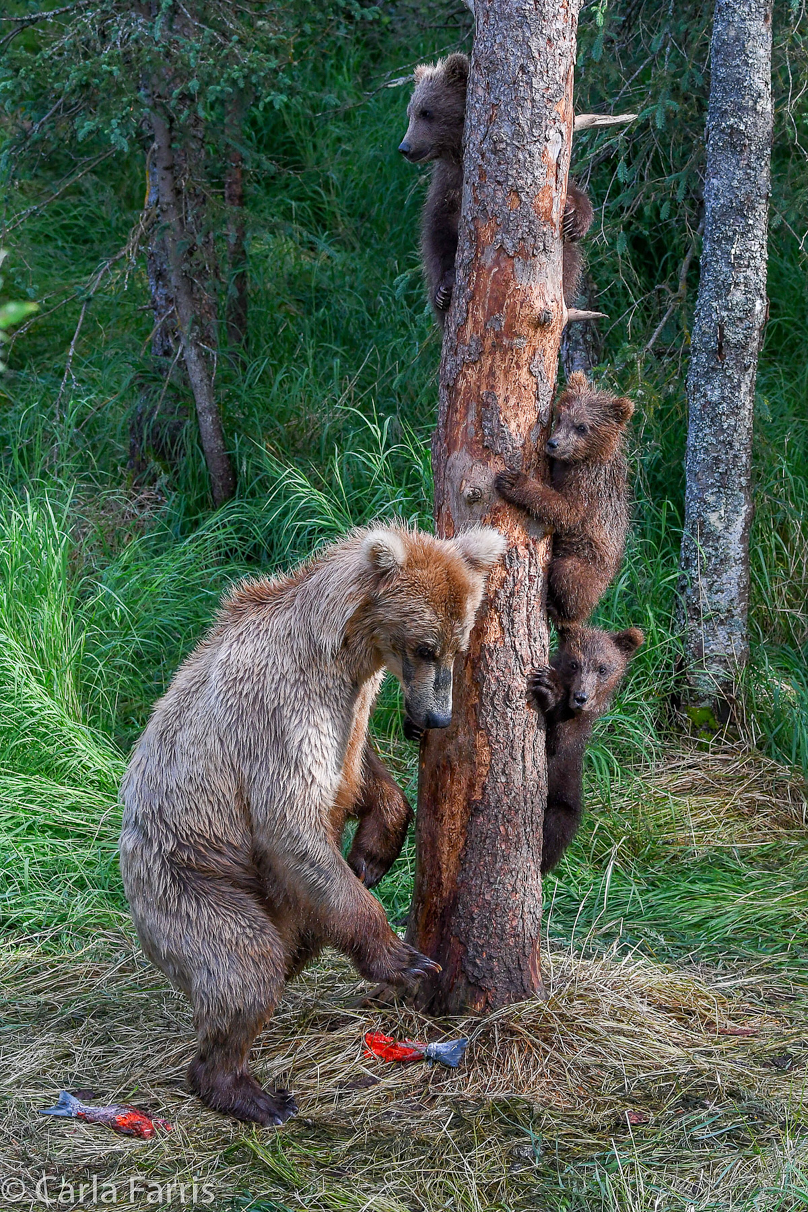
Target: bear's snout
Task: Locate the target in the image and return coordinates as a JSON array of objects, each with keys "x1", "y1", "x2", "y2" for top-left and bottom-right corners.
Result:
[
  {"x1": 398, "y1": 139, "x2": 412, "y2": 156},
  {"x1": 423, "y1": 709, "x2": 452, "y2": 730}
]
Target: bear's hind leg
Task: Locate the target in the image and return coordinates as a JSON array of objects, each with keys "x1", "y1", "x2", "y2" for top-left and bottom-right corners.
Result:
[
  {"x1": 184, "y1": 889, "x2": 297, "y2": 1126},
  {"x1": 189, "y1": 1004, "x2": 297, "y2": 1127},
  {"x1": 127, "y1": 857, "x2": 297, "y2": 1126}
]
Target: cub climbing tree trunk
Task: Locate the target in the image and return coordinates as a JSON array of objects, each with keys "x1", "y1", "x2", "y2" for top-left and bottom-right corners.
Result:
[
  {"x1": 407, "y1": 0, "x2": 581, "y2": 1014},
  {"x1": 677, "y1": 0, "x2": 772, "y2": 721}
]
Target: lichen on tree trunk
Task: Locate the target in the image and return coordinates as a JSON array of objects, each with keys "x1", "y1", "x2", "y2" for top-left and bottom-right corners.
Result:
[
  {"x1": 677, "y1": 0, "x2": 772, "y2": 721},
  {"x1": 407, "y1": 0, "x2": 582, "y2": 1015}
]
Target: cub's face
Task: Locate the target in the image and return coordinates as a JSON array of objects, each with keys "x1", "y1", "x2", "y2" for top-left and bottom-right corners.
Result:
[
  {"x1": 551, "y1": 627, "x2": 644, "y2": 715},
  {"x1": 398, "y1": 55, "x2": 468, "y2": 164},
  {"x1": 546, "y1": 376, "x2": 633, "y2": 464},
  {"x1": 360, "y1": 527, "x2": 505, "y2": 734}
]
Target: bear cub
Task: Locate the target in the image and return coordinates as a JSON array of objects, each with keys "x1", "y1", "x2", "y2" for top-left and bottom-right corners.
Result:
[
  {"x1": 399, "y1": 53, "x2": 594, "y2": 325},
  {"x1": 496, "y1": 372, "x2": 634, "y2": 625},
  {"x1": 532, "y1": 625, "x2": 644, "y2": 874}
]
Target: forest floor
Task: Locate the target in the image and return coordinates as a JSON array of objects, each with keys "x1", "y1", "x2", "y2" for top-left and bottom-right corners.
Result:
[{"x1": 3, "y1": 748, "x2": 808, "y2": 1212}]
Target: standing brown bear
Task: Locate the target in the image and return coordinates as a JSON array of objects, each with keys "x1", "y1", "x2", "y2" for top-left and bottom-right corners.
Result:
[
  {"x1": 530, "y1": 625, "x2": 644, "y2": 874},
  {"x1": 399, "y1": 53, "x2": 594, "y2": 324},
  {"x1": 119, "y1": 523, "x2": 505, "y2": 1127},
  {"x1": 496, "y1": 372, "x2": 634, "y2": 624}
]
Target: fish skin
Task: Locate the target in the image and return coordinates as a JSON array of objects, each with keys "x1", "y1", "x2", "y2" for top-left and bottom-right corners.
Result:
[{"x1": 39, "y1": 1091, "x2": 172, "y2": 1139}]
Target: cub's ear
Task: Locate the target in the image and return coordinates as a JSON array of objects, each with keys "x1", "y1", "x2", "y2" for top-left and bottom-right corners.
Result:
[
  {"x1": 413, "y1": 63, "x2": 429, "y2": 83},
  {"x1": 443, "y1": 52, "x2": 469, "y2": 86},
  {"x1": 362, "y1": 528, "x2": 407, "y2": 574},
  {"x1": 611, "y1": 627, "x2": 644, "y2": 656},
  {"x1": 610, "y1": 394, "x2": 634, "y2": 423},
  {"x1": 566, "y1": 370, "x2": 590, "y2": 394},
  {"x1": 452, "y1": 526, "x2": 507, "y2": 574}
]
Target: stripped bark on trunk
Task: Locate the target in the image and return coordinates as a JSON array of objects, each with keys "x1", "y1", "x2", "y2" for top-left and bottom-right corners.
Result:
[
  {"x1": 677, "y1": 0, "x2": 772, "y2": 720},
  {"x1": 407, "y1": 0, "x2": 581, "y2": 1014}
]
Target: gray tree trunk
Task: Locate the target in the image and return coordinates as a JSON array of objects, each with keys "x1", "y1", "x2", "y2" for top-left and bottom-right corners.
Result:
[
  {"x1": 407, "y1": 0, "x2": 581, "y2": 1014},
  {"x1": 677, "y1": 0, "x2": 772, "y2": 722},
  {"x1": 149, "y1": 105, "x2": 236, "y2": 507}
]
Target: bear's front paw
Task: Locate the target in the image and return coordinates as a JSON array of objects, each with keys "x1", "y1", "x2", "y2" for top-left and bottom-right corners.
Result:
[
  {"x1": 349, "y1": 846, "x2": 393, "y2": 890},
  {"x1": 434, "y1": 282, "x2": 453, "y2": 312},
  {"x1": 562, "y1": 195, "x2": 592, "y2": 242},
  {"x1": 362, "y1": 941, "x2": 441, "y2": 986},
  {"x1": 495, "y1": 469, "x2": 526, "y2": 501},
  {"x1": 403, "y1": 714, "x2": 424, "y2": 743},
  {"x1": 529, "y1": 667, "x2": 562, "y2": 712}
]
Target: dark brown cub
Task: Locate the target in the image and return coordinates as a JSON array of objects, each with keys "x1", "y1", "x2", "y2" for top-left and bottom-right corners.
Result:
[
  {"x1": 531, "y1": 626, "x2": 644, "y2": 874},
  {"x1": 495, "y1": 372, "x2": 634, "y2": 624},
  {"x1": 399, "y1": 54, "x2": 594, "y2": 325}
]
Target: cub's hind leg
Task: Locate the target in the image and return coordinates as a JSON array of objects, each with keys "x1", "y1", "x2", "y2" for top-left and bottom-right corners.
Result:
[{"x1": 548, "y1": 554, "x2": 607, "y2": 625}]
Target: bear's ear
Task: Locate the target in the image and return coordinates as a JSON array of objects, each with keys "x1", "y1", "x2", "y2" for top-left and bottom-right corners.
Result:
[
  {"x1": 362, "y1": 528, "x2": 407, "y2": 574},
  {"x1": 413, "y1": 63, "x2": 429, "y2": 83},
  {"x1": 566, "y1": 370, "x2": 590, "y2": 395},
  {"x1": 611, "y1": 627, "x2": 644, "y2": 657},
  {"x1": 443, "y1": 53, "x2": 469, "y2": 86},
  {"x1": 609, "y1": 394, "x2": 634, "y2": 423},
  {"x1": 452, "y1": 526, "x2": 507, "y2": 574}
]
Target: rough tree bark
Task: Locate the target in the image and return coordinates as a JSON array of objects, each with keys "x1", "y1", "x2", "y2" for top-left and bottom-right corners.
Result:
[
  {"x1": 149, "y1": 105, "x2": 236, "y2": 506},
  {"x1": 407, "y1": 0, "x2": 581, "y2": 1014},
  {"x1": 677, "y1": 0, "x2": 772, "y2": 722}
]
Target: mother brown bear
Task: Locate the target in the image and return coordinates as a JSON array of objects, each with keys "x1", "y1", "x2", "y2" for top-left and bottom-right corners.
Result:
[{"x1": 119, "y1": 523, "x2": 505, "y2": 1126}]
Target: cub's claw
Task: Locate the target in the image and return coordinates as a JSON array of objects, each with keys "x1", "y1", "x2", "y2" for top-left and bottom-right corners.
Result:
[
  {"x1": 389, "y1": 943, "x2": 441, "y2": 984},
  {"x1": 529, "y1": 667, "x2": 561, "y2": 710},
  {"x1": 269, "y1": 1090, "x2": 298, "y2": 1126},
  {"x1": 349, "y1": 853, "x2": 388, "y2": 890},
  {"x1": 403, "y1": 715, "x2": 424, "y2": 743},
  {"x1": 404, "y1": 951, "x2": 442, "y2": 980},
  {"x1": 495, "y1": 469, "x2": 523, "y2": 499},
  {"x1": 562, "y1": 192, "x2": 593, "y2": 241},
  {"x1": 434, "y1": 283, "x2": 453, "y2": 312}
]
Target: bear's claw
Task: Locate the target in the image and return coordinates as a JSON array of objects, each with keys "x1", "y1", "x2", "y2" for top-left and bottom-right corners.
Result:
[
  {"x1": 403, "y1": 714, "x2": 424, "y2": 743},
  {"x1": 350, "y1": 853, "x2": 388, "y2": 890},
  {"x1": 529, "y1": 667, "x2": 562, "y2": 711},
  {"x1": 562, "y1": 199, "x2": 590, "y2": 242},
  {"x1": 495, "y1": 469, "x2": 524, "y2": 499},
  {"x1": 434, "y1": 283, "x2": 453, "y2": 311}
]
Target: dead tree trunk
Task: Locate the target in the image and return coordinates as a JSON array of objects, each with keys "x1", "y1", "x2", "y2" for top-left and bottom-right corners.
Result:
[
  {"x1": 677, "y1": 0, "x2": 772, "y2": 722},
  {"x1": 149, "y1": 105, "x2": 236, "y2": 506},
  {"x1": 407, "y1": 0, "x2": 581, "y2": 1014}
]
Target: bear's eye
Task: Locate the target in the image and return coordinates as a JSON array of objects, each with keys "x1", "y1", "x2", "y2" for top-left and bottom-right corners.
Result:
[
  {"x1": 598, "y1": 665, "x2": 608, "y2": 676},
  {"x1": 576, "y1": 424, "x2": 588, "y2": 434},
  {"x1": 415, "y1": 644, "x2": 438, "y2": 661},
  {"x1": 420, "y1": 108, "x2": 433, "y2": 120},
  {"x1": 568, "y1": 660, "x2": 579, "y2": 672}
]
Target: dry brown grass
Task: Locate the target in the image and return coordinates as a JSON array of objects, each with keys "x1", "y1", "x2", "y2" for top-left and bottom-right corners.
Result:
[
  {"x1": 2, "y1": 929, "x2": 807, "y2": 1212},
  {"x1": 592, "y1": 746, "x2": 808, "y2": 856}
]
